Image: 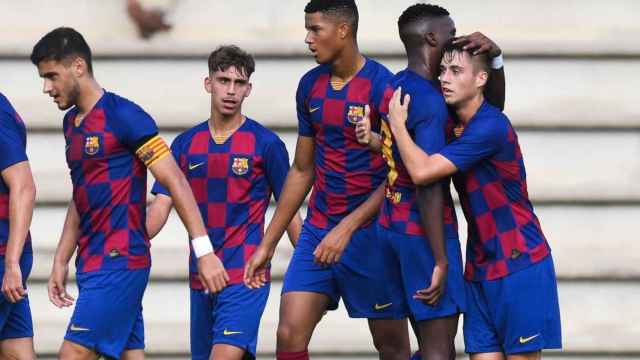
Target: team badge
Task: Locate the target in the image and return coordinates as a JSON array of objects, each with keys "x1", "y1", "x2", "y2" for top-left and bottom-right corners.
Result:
[
  {"x1": 347, "y1": 105, "x2": 365, "y2": 124},
  {"x1": 232, "y1": 157, "x2": 249, "y2": 175},
  {"x1": 84, "y1": 135, "x2": 100, "y2": 155}
]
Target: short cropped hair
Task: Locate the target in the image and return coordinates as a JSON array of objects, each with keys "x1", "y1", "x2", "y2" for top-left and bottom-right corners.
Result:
[
  {"x1": 305, "y1": 0, "x2": 359, "y2": 36},
  {"x1": 30, "y1": 27, "x2": 93, "y2": 74},
  {"x1": 207, "y1": 45, "x2": 255, "y2": 78},
  {"x1": 442, "y1": 39, "x2": 491, "y2": 74}
]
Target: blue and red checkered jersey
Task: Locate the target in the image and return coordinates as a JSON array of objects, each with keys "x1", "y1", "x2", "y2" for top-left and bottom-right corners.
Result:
[
  {"x1": 439, "y1": 101, "x2": 550, "y2": 281},
  {"x1": 297, "y1": 58, "x2": 390, "y2": 229},
  {"x1": 152, "y1": 118, "x2": 290, "y2": 288},
  {"x1": 377, "y1": 70, "x2": 458, "y2": 239},
  {"x1": 0, "y1": 92, "x2": 32, "y2": 256},
  {"x1": 63, "y1": 91, "x2": 163, "y2": 273}
]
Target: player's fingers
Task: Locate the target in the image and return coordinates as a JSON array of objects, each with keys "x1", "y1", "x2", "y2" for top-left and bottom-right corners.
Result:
[
  {"x1": 243, "y1": 263, "x2": 254, "y2": 284},
  {"x1": 364, "y1": 104, "x2": 371, "y2": 119},
  {"x1": 391, "y1": 87, "x2": 402, "y2": 106},
  {"x1": 402, "y1": 93, "x2": 411, "y2": 108}
]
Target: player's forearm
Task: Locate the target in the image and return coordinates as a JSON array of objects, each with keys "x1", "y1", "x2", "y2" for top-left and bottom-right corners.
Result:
[
  {"x1": 338, "y1": 182, "x2": 385, "y2": 232},
  {"x1": 416, "y1": 183, "x2": 448, "y2": 265},
  {"x1": 163, "y1": 174, "x2": 207, "y2": 239},
  {"x1": 146, "y1": 194, "x2": 173, "y2": 239},
  {"x1": 54, "y1": 202, "x2": 80, "y2": 267},
  {"x1": 367, "y1": 132, "x2": 382, "y2": 153},
  {"x1": 5, "y1": 174, "x2": 36, "y2": 265},
  {"x1": 485, "y1": 67, "x2": 505, "y2": 111},
  {"x1": 285, "y1": 213, "x2": 303, "y2": 247},
  {"x1": 262, "y1": 166, "x2": 313, "y2": 252},
  {"x1": 390, "y1": 122, "x2": 439, "y2": 185}
]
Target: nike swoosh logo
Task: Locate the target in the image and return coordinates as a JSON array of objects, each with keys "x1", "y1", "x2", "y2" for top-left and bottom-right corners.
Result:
[
  {"x1": 223, "y1": 329, "x2": 243, "y2": 336},
  {"x1": 188, "y1": 162, "x2": 204, "y2": 171},
  {"x1": 309, "y1": 106, "x2": 320, "y2": 113},
  {"x1": 374, "y1": 303, "x2": 393, "y2": 311},
  {"x1": 519, "y1": 334, "x2": 540, "y2": 344},
  {"x1": 70, "y1": 324, "x2": 91, "y2": 332}
]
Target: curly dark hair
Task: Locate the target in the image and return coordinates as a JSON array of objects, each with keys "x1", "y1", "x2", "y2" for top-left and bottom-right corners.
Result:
[{"x1": 208, "y1": 45, "x2": 255, "y2": 78}]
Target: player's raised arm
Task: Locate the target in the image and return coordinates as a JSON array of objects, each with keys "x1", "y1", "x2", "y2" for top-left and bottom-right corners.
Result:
[
  {"x1": 49, "y1": 202, "x2": 79, "y2": 308},
  {"x1": 244, "y1": 135, "x2": 315, "y2": 288},
  {"x1": 1, "y1": 161, "x2": 35, "y2": 304},
  {"x1": 387, "y1": 88, "x2": 458, "y2": 186},
  {"x1": 143, "y1": 143, "x2": 229, "y2": 293}
]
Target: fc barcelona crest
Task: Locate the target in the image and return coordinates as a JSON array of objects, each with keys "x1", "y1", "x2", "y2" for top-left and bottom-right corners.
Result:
[
  {"x1": 84, "y1": 135, "x2": 100, "y2": 155},
  {"x1": 232, "y1": 157, "x2": 249, "y2": 175},
  {"x1": 347, "y1": 105, "x2": 365, "y2": 124}
]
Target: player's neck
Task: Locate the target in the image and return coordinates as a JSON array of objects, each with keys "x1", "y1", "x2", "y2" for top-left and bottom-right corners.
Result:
[
  {"x1": 209, "y1": 111, "x2": 245, "y2": 139},
  {"x1": 456, "y1": 93, "x2": 485, "y2": 125},
  {"x1": 407, "y1": 47, "x2": 438, "y2": 81},
  {"x1": 330, "y1": 48, "x2": 365, "y2": 82},
  {"x1": 76, "y1": 79, "x2": 104, "y2": 116}
]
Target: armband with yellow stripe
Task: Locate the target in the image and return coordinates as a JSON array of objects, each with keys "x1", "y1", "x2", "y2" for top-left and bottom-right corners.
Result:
[{"x1": 135, "y1": 135, "x2": 170, "y2": 167}]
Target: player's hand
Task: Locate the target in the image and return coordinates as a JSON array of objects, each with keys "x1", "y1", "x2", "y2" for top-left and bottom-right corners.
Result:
[
  {"x1": 244, "y1": 245, "x2": 274, "y2": 289},
  {"x1": 48, "y1": 263, "x2": 74, "y2": 308},
  {"x1": 355, "y1": 105, "x2": 372, "y2": 145},
  {"x1": 313, "y1": 221, "x2": 352, "y2": 266},
  {"x1": 453, "y1": 32, "x2": 502, "y2": 58},
  {"x1": 2, "y1": 263, "x2": 26, "y2": 303},
  {"x1": 197, "y1": 253, "x2": 229, "y2": 294},
  {"x1": 414, "y1": 262, "x2": 448, "y2": 306},
  {"x1": 388, "y1": 87, "x2": 410, "y2": 134}
]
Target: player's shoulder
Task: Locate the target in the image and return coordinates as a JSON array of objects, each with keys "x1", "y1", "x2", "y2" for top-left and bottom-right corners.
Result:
[
  {"x1": 244, "y1": 118, "x2": 284, "y2": 148},
  {"x1": 173, "y1": 120, "x2": 209, "y2": 146},
  {"x1": 470, "y1": 101, "x2": 511, "y2": 140},
  {"x1": 103, "y1": 91, "x2": 146, "y2": 116},
  {"x1": 363, "y1": 57, "x2": 394, "y2": 85},
  {"x1": 299, "y1": 64, "x2": 330, "y2": 87}
]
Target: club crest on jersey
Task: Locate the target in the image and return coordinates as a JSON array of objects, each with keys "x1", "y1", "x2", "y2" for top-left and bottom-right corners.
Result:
[
  {"x1": 84, "y1": 136, "x2": 100, "y2": 155},
  {"x1": 347, "y1": 105, "x2": 365, "y2": 124},
  {"x1": 232, "y1": 157, "x2": 249, "y2": 175}
]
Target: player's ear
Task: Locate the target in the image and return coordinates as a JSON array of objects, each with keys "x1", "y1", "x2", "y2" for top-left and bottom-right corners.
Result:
[
  {"x1": 425, "y1": 32, "x2": 438, "y2": 47},
  {"x1": 476, "y1": 69, "x2": 489, "y2": 88},
  {"x1": 245, "y1": 82, "x2": 252, "y2": 98},
  {"x1": 338, "y1": 22, "x2": 349, "y2": 39},
  {"x1": 71, "y1": 57, "x2": 86, "y2": 78},
  {"x1": 204, "y1": 76, "x2": 212, "y2": 94}
]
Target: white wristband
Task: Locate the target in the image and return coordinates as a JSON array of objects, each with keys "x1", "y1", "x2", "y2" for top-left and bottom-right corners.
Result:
[
  {"x1": 191, "y1": 235, "x2": 213, "y2": 258},
  {"x1": 491, "y1": 54, "x2": 504, "y2": 69}
]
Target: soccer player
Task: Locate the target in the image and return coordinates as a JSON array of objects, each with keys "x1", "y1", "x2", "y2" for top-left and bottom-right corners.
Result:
[
  {"x1": 146, "y1": 45, "x2": 302, "y2": 360},
  {"x1": 31, "y1": 27, "x2": 227, "y2": 360},
  {"x1": 0, "y1": 93, "x2": 37, "y2": 360},
  {"x1": 244, "y1": 1, "x2": 410, "y2": 359},
  {"x1": 387, "y1": 41, "x2": 562, "y2": 360}
]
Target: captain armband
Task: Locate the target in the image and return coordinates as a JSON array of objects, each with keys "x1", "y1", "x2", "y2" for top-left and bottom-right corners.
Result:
[{"x1": 135, "y1": 135, "x2": 170, "y2": 167}]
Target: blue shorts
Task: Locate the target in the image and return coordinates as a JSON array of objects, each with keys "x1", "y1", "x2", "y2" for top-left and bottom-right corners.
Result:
[
  {"x1": 377, "y1": 226, "x2": 465, "y2": 321},
  {"x1": 464, "y1": 255, "x2": 562, "y2": 355},
  {"x1": 282, "y1": 221, "x2": 404, "y2": 319},
  {"x1": 0, "y1": 252, "x2": 33, "y2": 340},
  {"x1": 65, "y1": 268, "x2": 149, "y2": 359},
  {"x1": 191, "y1": 283, "x2": 269, "y2": 360}
]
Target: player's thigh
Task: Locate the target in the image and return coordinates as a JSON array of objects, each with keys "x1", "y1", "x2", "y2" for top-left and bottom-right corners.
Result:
[
  {"x1": 121, "y1": 349, "x2": 145, "y2": 360},
  {"x1": 59, "y1": 340, "x2": 100, "y2": 360},
  {"x1": 470, "y1": 353, "x2": 505, "y2": 360},
  {"x1": 276, "y1": 291, "x2": 331, "y2": 350},
  {"x1": 0, "y1": 337, "x2": 35, "y2": 360},
  {"x1": 507, "y1": 352, "x2": 541, "y2": 360},
  {"x1": 210, "y1": 343, "x2": 246, "y2": 360}
]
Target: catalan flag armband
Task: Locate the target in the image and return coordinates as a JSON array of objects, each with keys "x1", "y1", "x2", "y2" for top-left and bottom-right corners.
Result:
[{"x1": 135, "y1": 135, "x2": 170, "y2": 167}]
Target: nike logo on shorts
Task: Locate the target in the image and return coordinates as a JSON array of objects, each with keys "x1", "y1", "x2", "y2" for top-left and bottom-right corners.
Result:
[
  {"x1": 519, "y1": 334, "x2": 540, "y2": 344},
  {"x1": 70, "y1": 324, "x2": 91, "y2": 332},
  {"x1": 223, "y1": 329, "x2": 243, "y2": 336},
  {"x1": 374, "y1": 303, "x2": 392, "y2": 311}
]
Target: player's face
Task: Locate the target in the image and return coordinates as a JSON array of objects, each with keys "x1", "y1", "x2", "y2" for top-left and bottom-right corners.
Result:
[
  {"x1": 439, "y1": 51, "x2": 486, "y2": 106},
  {"x1": 437, "y1": 17, "x2": 457, "y2": 48},
  {"x1": 37, "y1": 59, "x2": 81, "y2": 111},
  {"x1": 304, "y1": 12, "x2": 342, "y2": 64},
  {"x1": 205, "y1": 66, "x2": 252, "y2": 116}
]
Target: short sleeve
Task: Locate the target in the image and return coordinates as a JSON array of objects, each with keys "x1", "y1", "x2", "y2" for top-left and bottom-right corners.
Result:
[
  {"x1": 439, "y1": 120, "x2": 504, "y2": 172},
  {"x1": 296, "y1": 77, "x2": 314, "y2": 137},
  {"x1": 150, "y1": 136, "x2": 185, "y2": 196},
  {"x1": 0, "y1": 108, "x2": 28, "y2": 172},
  {"x1": 111, "y1": 99, "x2": 159, "y2": 151},
  {"x1": 263, "y1": 136, "x2": 290, "y2": 201}
]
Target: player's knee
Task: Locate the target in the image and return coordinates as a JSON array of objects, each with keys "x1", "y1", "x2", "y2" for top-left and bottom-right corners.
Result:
[
  {"x1": 58, "y1": 341, "x2": 95, "y2": 360},
  {"x1": 371, "y1": 333, "x2": 409, "y2": 359},
  {"x1": 276, "y1": 321, "x2": 308, "y2": 350}
]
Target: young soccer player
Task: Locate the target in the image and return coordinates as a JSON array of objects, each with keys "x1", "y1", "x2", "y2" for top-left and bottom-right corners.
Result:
[
  {"x1": 0, "y1": 93, "x2": 37, "y2": 360},
  {"x1": 146, "y1": 45, "x2": 302, "y2": 360},
  {"x1": 244, "y1": 1, "x2": 411, "y2": 359},
  {"x1": 387, "y1": 41, "x2": 562, "y2": 360},
  {"x1": 31, "y1": 27, "x2": 226, "y2": 360}
]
